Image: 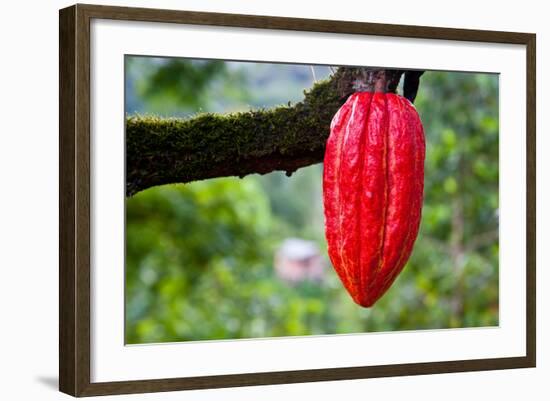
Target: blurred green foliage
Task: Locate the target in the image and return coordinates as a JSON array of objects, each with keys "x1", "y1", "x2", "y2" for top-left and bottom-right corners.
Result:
[
  {"x1": 125, "y1": 57, "x2": 499, "y2": 344},
  {"x1": 125, "y1": 57, "x2": 250, "y2": 116}
]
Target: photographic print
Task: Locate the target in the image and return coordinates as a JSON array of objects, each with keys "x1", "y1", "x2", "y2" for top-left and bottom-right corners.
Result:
[
  {"x1": 124, "y1": 56, "x2": 499, "y2": 344},
  {"x1": 59, "y1": 5, "x2": 535, "y2": 395}
]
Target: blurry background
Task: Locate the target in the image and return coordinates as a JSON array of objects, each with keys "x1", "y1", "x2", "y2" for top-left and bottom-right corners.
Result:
[{"x1": 125, "y1": 57, "x2": 499, "y2": 344}]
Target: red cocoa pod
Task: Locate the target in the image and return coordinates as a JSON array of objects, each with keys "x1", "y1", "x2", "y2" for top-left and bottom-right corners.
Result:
[{"x1": 323, "y1": 92, "x2": 425, "y2": 307}]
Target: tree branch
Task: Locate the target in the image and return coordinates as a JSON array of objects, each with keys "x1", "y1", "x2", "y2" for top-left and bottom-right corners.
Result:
[{"x1": 126, "y1": 67, "x2": 404, "y2": 196}]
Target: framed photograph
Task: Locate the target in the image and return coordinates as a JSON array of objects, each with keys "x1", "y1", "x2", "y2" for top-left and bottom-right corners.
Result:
[{"x1": 59, "y1": 3, "x2": 536, "y2": 397}]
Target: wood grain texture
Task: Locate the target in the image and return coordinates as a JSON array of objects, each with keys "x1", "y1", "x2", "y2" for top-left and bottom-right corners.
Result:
[
  {"x1": 59, "y1": 5, "x2": 76, "y2": 395},
  {"x1": 59, "y1": 4, "x2": 92, "y2": 397},
  {"x1": 77, "y1": 3, "x2": 533, "y2": 44},
  {"x1": 525, "y1": 34, "x2": 536, "y2": 367},
  {"x1": 78, "y1": 356, "x2": 533, "y2": 396},
  {"x1": 75, "y1": 4, "x2": 92, "y2": 396},
  {"x1": 58, "y1": 3, "x2": 537, "y2": 397}
]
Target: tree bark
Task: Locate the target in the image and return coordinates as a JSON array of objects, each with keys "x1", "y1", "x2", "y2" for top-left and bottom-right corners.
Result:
[{"x1": 126, "y1": 67, "x2": 404, "y2": 196}]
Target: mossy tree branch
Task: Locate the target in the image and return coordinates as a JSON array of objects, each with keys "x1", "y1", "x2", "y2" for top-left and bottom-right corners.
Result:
[{"x1": 126, "y1": 67, "x2": 405, "y2": 196}]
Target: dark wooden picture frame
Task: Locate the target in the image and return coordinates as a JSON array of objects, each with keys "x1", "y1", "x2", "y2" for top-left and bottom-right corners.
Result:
[{"x1": 59, "y1": 3, "x2": 536, "y2": 397}]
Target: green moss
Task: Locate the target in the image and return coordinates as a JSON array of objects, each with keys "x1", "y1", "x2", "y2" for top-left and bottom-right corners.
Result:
[{"x1": 126, "y1": 72, "x2": 348, "y2": 196}]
